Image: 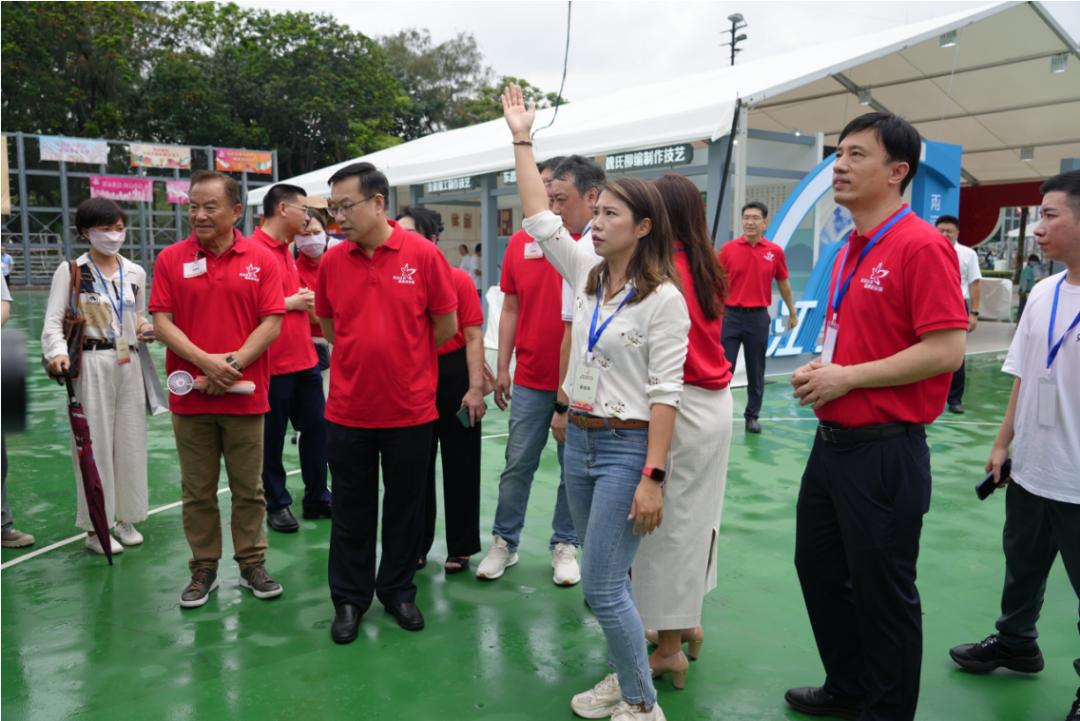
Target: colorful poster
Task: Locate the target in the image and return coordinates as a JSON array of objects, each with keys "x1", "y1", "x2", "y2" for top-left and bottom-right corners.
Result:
[
  {"x1": 165, "y1": 180, "x2": 190, "y2": 204},
  {"x1": 39, "y1": 135, "x2": 109, "y2": 165},
  {"x1": 130, "y1": 143, "x2": 191, "y2": 170},
  {"x1": 89, "y1": 175, "x2": 153, "y2": 203},
  {"x1": 215, "y1": 148, "x2": 273, "y2": 175}
]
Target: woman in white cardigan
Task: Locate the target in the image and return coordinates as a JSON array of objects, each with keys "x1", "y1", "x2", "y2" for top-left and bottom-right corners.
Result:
[
  {"x1": 43, "y1": 198, "x2": 155, "y2": 555},
  {"x1": 503, "y1": 84, "x2": 690, "y2": 721}
]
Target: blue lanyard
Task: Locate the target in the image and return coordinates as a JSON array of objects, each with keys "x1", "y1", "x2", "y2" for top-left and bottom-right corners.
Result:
[
  {"x1": 88, "y1": 258, "x2": 124, "y2": 327},
  {"x1": 829, "y1": 207, "x2": 911, "y2": 317},
  {"x1": 588, "y1": 285, "x2": 636, "y2": 355},
  {"x1": 1047, "y1": 274, "x2": 1080, "y2": 370}
]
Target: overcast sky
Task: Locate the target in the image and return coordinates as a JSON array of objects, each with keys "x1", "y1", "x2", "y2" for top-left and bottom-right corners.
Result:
[{"x1": 239, "y1": 1, "x2": 1080, "y2": 100}]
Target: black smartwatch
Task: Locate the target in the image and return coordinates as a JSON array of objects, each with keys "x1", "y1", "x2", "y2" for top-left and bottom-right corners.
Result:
[
  {"x1": 225, "y1": 355, "x2": 243, "y2": 372},
  {"x1": 553, "y1": 401, "x2": 569, "y2": 415},
  {"x1": 642, "y1": 466, "x2": 667, "y2": 484}
]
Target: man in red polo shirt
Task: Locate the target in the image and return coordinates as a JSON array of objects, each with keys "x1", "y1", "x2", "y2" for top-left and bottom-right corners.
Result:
[
  {"x1": 151, "y1": 170, "x2": 286, "y2": 609},
  {"x1": 718, "y1": 201, "x2": 798, "y2": 434},
  {"x1": 250, "y1": 184, "x2": 332, "y2": 534},
  {"x1": 785, "y1": 113, "x2": 967, "y2": 721},
  {"x1": 316, "y1": 162, "x2": 457, "y2": 643}
]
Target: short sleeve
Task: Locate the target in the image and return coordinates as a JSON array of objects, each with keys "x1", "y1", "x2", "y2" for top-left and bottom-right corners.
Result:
[
  {"x1": 905, "y1": 239, "x2": 969, "y2": 337},
  {"x1": 457, "y1": 273, "x2": 484, "y2": 328},
  {"x1": 148, "y1": 251, "x2": 174, "y2": 313},
  {"x1": 426, "y1": 246, "x2": 458, "y2": 315},
  {"x1": 500, "y1": 234, "x2": 519, "y2": 294},
  {"x1": 315, "y1": 256, "x2": 333, "y2": 319},
  {"x1": 773, "y1": 244, "x2": 790, "y2": 281},
  {"x1": 256, "y1": 250, "x2": 286, "y2": 317}
]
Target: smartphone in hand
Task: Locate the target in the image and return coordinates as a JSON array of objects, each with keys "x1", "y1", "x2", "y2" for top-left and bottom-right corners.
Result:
[
  {"x1": 456, "y1": 405, "x2": 473, "y2": 429},
  {"x1": 976, "y1": 458, "x2": 1011, "y2": 500}
]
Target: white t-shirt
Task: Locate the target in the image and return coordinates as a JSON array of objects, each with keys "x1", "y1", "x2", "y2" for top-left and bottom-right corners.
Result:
[
  {"x1": 561, "y1": 222, "x2": 597, "y2": 322},
  {"x1": 459, "y1": 254, "x2": 481, "y2": 290},
  {"x1": 1002, "y1": 270, "x2": 1080, "y2": 504},
  {"x1": 954, "y1": 242, "x2": 982, "y2": 300}
]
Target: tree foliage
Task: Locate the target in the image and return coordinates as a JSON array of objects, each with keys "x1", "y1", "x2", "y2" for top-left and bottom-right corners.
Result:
[{"x1": 452, "y1": 76, "x2": 566, "y2": 129}]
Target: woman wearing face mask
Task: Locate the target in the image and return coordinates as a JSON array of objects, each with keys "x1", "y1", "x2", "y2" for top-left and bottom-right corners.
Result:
[
  {"x1": 396, "y1": 206, "x2": 486, "y2": 575},
  {"x1": 503, "y1": 85, "x2": 689, "y2": 721},
  {"x1": 42, "y1": 198, "x2": 154, "y2": 555},
  {"x1": 294, "y1": 206, "x2": 334, "y2": 394}
]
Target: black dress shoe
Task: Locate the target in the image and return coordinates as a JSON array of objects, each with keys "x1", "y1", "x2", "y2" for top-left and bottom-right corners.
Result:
[
  {"x1": 948, "y1": 403, "x2": 965, "y2": 414},
  {"x1": 331, "y1": 603, "x2": 364, "y2": 644},
  {"x1": 385, "y1": 601, "x2": 425, "y2": 631},
  {"x1": 745, "y1": 417, "x2": 762, "y2": 434},
  {"x1": 267, "y1": 507, "x2": 299, "y2": 533},
  {"x1": 302, "y1": 502, "x2": 332, "y2": 520},
  {"x1": 949, "y1": 634, "x2": 1044, "y2": 673},
  {"x1": 784, "y1": 686, "x2": 863, "y2": 720}
]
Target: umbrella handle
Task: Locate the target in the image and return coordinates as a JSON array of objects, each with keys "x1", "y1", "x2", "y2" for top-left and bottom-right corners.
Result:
[{"x1": 61, "y1": 370, "x2": 76, "y2": 401}]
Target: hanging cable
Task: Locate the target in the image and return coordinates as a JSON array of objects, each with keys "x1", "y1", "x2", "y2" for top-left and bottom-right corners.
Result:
[{"x1": 532, "y1": 1, "x2": 572, "y2": 139}]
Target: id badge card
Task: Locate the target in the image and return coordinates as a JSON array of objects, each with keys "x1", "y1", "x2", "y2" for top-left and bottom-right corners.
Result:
[
  {"x1": 821, "y1": 317, "x2": 839, "y2": 364},
  {"x1": 523, "y1": 241, "x2": 544, "y2": 260},
  {"x1": 115, "y1": 336, "x2": 131, "y2": 365},
  {"x1": 570, "y1": 364, "x2": 600, "y2": 413},
  {"x1": 1037, "y1": 378, "x2": 1057, "y2": 428},
  {"x1": 183, "y1": 258, "x2": 207, "y2": 278}
]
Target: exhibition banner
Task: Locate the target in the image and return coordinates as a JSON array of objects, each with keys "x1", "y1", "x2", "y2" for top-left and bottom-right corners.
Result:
[
  {"x1": 89, "y1": 175, "x2": 153, "y2": 203},
  {"x1": 130, "y1": 143, "x2": 192, "y2": 170},
  {"x1": 39, "y1": 135, "x2": 109, "y2": 165},
  {"x1": 215, "y1": 148, "x2": 273, "y2": 175}
]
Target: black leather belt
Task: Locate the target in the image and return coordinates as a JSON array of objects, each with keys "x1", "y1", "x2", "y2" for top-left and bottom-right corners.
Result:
[
  {"x1": 817, "y1": 422, "x2": 923, "y2": 445},
  {"x1": 83, "y1": 339, "x2": 138, "y2": 352},
  {"x1": 725, "y1": 305, "x2": 767, "y2": 313}
]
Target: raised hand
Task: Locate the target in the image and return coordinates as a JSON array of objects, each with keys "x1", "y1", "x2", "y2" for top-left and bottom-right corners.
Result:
[{"x1": 502, "y1": 84, "x2": 536, "y2": 140}]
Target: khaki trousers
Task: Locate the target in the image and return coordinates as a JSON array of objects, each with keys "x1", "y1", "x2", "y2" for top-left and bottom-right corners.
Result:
[{"x1": 171, "y1": 413, "x2": 267, "y2": 572}]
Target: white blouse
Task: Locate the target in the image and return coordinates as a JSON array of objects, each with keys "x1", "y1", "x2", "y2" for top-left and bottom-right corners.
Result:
[
  {"x1": 523, "y1": 210, "x2": 690, "y2": 421},
  {"x1": 42, "y1": 253, "x2": 148, "y2": 360}
]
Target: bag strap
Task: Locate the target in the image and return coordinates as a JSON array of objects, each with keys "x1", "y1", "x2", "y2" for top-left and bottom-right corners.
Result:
[{"x1": 67, "y1": 260, "x2": 81, "y2": 317}]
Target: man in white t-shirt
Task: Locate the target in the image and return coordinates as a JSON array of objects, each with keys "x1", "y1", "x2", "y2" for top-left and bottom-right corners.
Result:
[
  {"x1": 948, "y1": 171, "x2": 1080, "y2": 721},
  {"x1": 936, "y1": 214, "x2": 982, "y2": 413}
]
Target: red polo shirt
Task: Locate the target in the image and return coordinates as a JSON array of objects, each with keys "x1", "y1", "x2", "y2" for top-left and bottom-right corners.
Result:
[
  {"x1": 315, "y1": 220, "x2": 457, "y2": 428},
  {"x1": 295, "y1": 252, "x2": 323, "y2": 338},
  {"x1": 148, "y1": 229, "x2": 285, "y2": 415},
  {"x1": 499, "y1": 229, "x2": 565, "y2": 391},
  {"x1": 439, "y1": 267, "x2": 484, "y2": 356},
  {"x1": 816, "y1": 205, "x2": 968, "y2": 427},
  {"x1": 250, "y1": 227, "x2": 317, "y2": 375},
  {"x1": 674, "y1": 241, "x2": 732, "y2": 390},
  {"x1": 718, "y1": 235, "x2": 789, "y2": 308}
]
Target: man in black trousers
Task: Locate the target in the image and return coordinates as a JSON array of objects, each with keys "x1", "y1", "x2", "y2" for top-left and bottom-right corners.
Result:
[{"x1": 788, "y1": 112, "x2": 968, "y2": 721}]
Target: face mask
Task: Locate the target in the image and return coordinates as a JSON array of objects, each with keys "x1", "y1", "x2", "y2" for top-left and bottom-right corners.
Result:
[
  {"x1": 295, "y1": 232, "x2": 327, "y2": 258},
  {"x1": 87, "y1": 229, "x2": 125, "y2": 256}
]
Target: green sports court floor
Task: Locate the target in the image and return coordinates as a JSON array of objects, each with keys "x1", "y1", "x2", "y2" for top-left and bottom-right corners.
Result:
[{"x1": 2, "y1": 289, "x2": 1076, "y2": 721}]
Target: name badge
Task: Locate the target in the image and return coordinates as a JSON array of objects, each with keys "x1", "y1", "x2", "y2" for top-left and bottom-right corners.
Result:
[
  {"x1": 570, "y1": 364, "x2": 600, "y2": 413},
  {"x1": 115, "y1": 336, "x2": 131, "y2": 365},
  {"x1": 821, "y1": 318, "x2": 839, "y2": 364},
  {"x1": 183, "y1": 258, "x2": 207, "y2": 278},
  {"x1": 1037, "y1": 378, "x2": 1057, "y2": 428},
  {"x1": 523, "y1": 241, "x2": 544, "y2": 260}
]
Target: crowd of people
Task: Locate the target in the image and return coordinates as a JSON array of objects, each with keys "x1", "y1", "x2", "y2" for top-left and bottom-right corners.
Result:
[{"x1": 1, "y1": 85, "x2": 1077, "y2": 721}]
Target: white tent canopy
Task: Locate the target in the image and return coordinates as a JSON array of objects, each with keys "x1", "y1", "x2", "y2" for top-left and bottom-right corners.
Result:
[{"x1": 249, "y1": 1, "x2": 1077, "y2": 206}]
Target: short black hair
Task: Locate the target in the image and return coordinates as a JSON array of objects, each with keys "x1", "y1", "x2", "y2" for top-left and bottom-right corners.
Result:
[
  {"x1": 538, "y1": 156, "x2": 567, "y2": 174},
  {"x1": 741, "y1": 201, "x2": 768, "y2": 219},
  {"x1": 1040, "y1": 170, "x2": 1080, "y2": 220},
  {"x1": 474, "y1": 243, "x2": 482, "y2": 253},
  {"x1": 262, "y1": 183, "x2": 307, "y2": 218},
  {"x1": 838, "y1": 112, "x2": 922, "y2": 194},
  {"x1": 935, "y1": 214, "x2": 960, "y2": 228},
  {"x1": 1027, "y1": 253, "x2": 1040, "y2": 263},
  {"x1": 75, "y1": 198, "x2": 127, "y2": 236},
  {"x1": 552, "y1": 155, "x2": 606, "y2": 196},
  {"x1": 306, "y1": 206, "x2": 332, "y2": 231},
  {"x1": 327, "y1": 162, "x2": 390, "y2": 201},
  {"x1": 396, "y1": 206, "x2": 444, "y2": 241},
  {"x1": 190, "y1": 170, "x2": 243, "y2": 206}
]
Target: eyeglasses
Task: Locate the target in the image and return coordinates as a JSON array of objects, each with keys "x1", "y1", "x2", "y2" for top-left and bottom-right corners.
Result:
[
  {"x1": 284, "y1": 202, "x2": 309, "y2": 213},
  {"x1": 328, "y1": 195, "x2": 379, "y2": 217}
]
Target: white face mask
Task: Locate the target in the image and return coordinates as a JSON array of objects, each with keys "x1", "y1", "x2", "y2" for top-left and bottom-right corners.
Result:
[
  {"x1": 295, "y1": 232, "x2": 327, "y2": 258},
  {"x1": 87, "y1": 229, "x2": 126, "y2": 256}
]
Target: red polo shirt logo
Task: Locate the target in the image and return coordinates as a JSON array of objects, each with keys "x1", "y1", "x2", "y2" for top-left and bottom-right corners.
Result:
[
  {"x1": 240, "y1": 263, "x2": 261, "y2": 282},
  {"x1": 763, "y1": 251, "x2": 775, "y2": 262},
  {"x1": 393, "y1": 263, "x2": 417, "y2": 285},
  {"x1": 860, "y1": 262, "x2": 890, "y2": 292}
]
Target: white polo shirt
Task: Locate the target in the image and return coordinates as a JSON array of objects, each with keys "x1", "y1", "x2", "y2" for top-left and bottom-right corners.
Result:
[{"x1": 954, "y1": 241, "x2": 982, "y2": 300}]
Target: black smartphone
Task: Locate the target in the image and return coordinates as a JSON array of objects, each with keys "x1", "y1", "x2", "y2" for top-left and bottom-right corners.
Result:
[
  {"x1": 456, "y1": 405, "x2": 473, "y2": 429},
  {"x1": 976, "y1": 458, "x2": 1011, "y2": 500}
]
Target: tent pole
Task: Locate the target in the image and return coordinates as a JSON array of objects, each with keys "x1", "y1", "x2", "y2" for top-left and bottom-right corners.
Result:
[{"x1": 711, "y1": 99, "x2": 742, "y2": 243}]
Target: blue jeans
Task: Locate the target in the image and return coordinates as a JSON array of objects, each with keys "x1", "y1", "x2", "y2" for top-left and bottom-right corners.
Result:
[
  {"x1": 491, "y1": 384, "x2": 577, "y2": 551},
  {"x1": 563, "y1": 423, "x2": 656, "y2": 707}
]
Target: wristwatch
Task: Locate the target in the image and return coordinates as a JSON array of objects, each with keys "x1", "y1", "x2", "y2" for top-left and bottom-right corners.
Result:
[
  {"x1": 642, "y1": 466, "x2": 666, "y2": 484},
  {"x1": 971, "y1": 311, "x2": 980, "y2": 317},
  {"x1": 553, "y1": 401, "x2": 569, "y2": 415},
  {"x1": 225, "y1": 355, "x2": 243, "y2": 371}
]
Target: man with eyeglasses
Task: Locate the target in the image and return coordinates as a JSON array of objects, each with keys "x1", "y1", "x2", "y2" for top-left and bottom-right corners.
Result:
[
  {"x1": 316, "y1": 162, "x2": 458, "y2": 643},
  {"x1": 250, "y1": 184, "x2": 332, "y2": 534}
]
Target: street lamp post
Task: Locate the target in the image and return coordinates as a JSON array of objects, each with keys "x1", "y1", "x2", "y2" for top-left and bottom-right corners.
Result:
[{"x1": 721, "y1": 13, "x2": 748, "y2": 66}]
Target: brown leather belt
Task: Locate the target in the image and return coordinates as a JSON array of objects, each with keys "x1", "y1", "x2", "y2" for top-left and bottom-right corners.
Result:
[{"x1": 569, "y1": 413, "x2": 649, "y2": 430}]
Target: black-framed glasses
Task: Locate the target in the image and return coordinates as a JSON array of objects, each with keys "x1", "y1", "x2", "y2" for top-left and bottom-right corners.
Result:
[{"x1": 328, "y1": 195, "x2": 379, "y2": 217}]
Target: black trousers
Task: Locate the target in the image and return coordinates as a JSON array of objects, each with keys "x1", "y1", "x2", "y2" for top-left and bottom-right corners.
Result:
[
  {"x1": 995, "y1": 481, "x2": 1080, "y2": 650},
  {"x1": 262, "y1": 365, "x2": 330, "y2": 512},
  {"x1": 326, "y1": 420, "x2": 434, "y2": 609},
  {"x1": 947, "y1": 301, "x2": 969, "y2": 408},
  {"x1": 421, "y1": 348, "x2": 482, "y2": 560},
  {"x1": 795, "y1": 427, "x2": 932, "y2": 721},
  {"x1": 721, "y1": 306, "x2": 770, "y2": 419}
]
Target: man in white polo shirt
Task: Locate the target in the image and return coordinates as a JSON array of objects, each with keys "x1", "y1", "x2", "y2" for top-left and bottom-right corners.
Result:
[{"x1": 935, "y1": 214, "x2": 982, "y2": 413}]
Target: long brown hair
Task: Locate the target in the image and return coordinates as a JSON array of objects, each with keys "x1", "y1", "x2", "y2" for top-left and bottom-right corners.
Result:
[
  {"x1": 585, "y1": 177, "x2": 677, "y2": 303},
  {"x1": 653, "y1": 173, "x2": 728, "y2": 319}
]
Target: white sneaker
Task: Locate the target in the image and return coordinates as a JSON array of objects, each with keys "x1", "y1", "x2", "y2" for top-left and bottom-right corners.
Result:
[
  {"x1": 552, "y1": 542, "x2": 581, "y2": 586},
  {"x1": 610, "y1": 701, "x2": 665, "y2": 721},
  {"x1": 571, "y1": 673, "x2": 622, "y2": 719},
  {"x1": 476, "y1": 535, "x2": 519, "y2": 580},
  {"x1": 113, "y1": 522, "x2": 144, "y2": 546},
  {"x1": 85, "y1": 533, "x2": 123, "y2": 555}
]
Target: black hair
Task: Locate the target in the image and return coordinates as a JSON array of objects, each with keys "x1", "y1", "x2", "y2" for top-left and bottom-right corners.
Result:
[
  {"x1": 538, "y1": 156, "x2": 567, "y2": 174},
  {"x1": 307, "y1": 206, "x2": 332, "y2": 231},
  {"x1": 552, "y1": 155, "x2": 606, "y2": 196},
  {"x1": 396, "y1": 206, "x2": 444, "y2": 241},
  {"x1": 935, "y1": 214, "x2": 960, "y2": 228},
  {"x1": 190, "y1": 170, "x2": 243, "y2": 206},
  {"x1": 1040, "y1": 170, "x2": 1080, "y2": 220},
  {"x1": 741, "y1": 201, "x2": 768, "y2": 219},
  {"x1": 1027, "y1": 253, "x2": 1040, "y2": 263},
  {"x1": 838, "y1": 112, "x2": 922, "y2": 194},
  {"x1": 262, "y1": 183, "x2": 307, "y2": 218},
  {"x1": 474, "y1": 243, "x2": 482, "y2": 253},
  {"x1": 327, "y1": 162, "x2": 389, "y2": 201},
  {"x1": 75, "y1": 198, "x2": 127, "y2": 236}
]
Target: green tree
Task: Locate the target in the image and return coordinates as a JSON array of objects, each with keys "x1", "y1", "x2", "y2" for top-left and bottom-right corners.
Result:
[{"x1": 451, "y1": 76, "x2": 566, "y2": 129}]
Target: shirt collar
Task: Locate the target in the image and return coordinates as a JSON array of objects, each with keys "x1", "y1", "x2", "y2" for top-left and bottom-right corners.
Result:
[
  {"x1": 347, "y1": 219, "x2": 403, "y2": 255},
  {"x1": 851, "y1": 204, "x2": 909, "y2": 245},
  {"x1": 186, "y1": 228, "x2": 247, "y2": 256},
  {"x1": 250, "y1": 226, "x2": 285, "y2": 251}
]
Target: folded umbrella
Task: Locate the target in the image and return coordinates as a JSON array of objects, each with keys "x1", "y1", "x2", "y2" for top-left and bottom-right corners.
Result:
[{"x1": 63, "y1": 372, "x2": 113, "y2": 565}]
